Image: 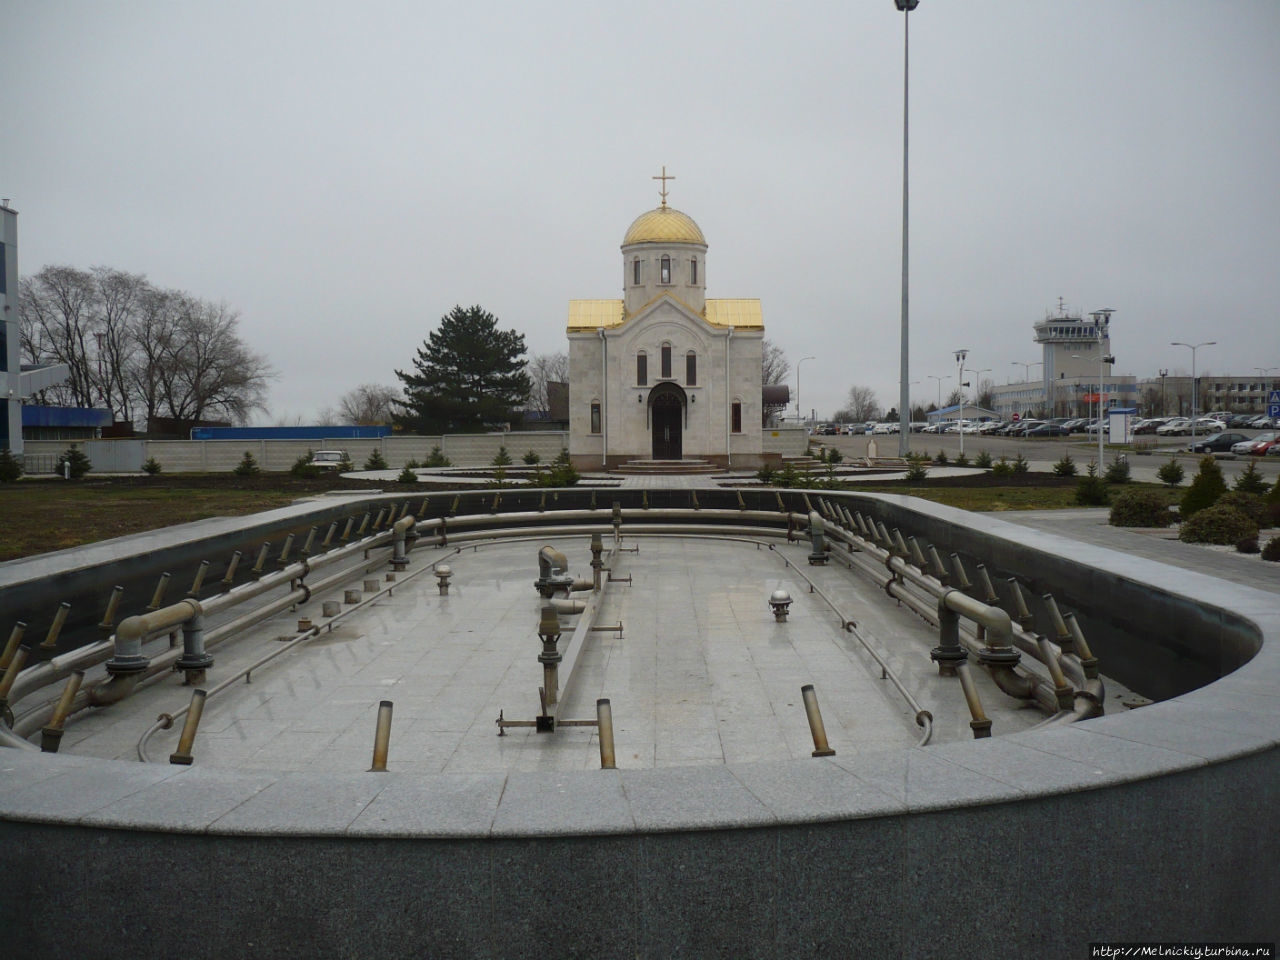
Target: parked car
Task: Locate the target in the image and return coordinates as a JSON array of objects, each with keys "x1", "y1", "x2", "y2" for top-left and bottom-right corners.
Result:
[
  {"x1": 1156, "y1": 418, "x2": 1190, "y2": 436},
  {"x1": 977, "y1": 420, "x2": 1004, "y2": 434},
  {"x1": 1248, "y1": 415, "x2": 1276, "y2": 429},
  {"x1": 1187, "y1": 432, "x2": 1250, "y2": 454},
  {"x1": 308, "y1": 449, "x2": 351, "y2": 470},
  {"x1": 1133, "y1": 417, "x2": 1168, "y2": 435},
  {"x1": 1025, "y1": 422, "x2": 1069, "y2": 437},
  {"x1": 1086, "y1": 420, "x2": 1109, "y2": 435},
  {"x1": 910, "y1": 422, "x2": 930, "y2": 433},
  {"x1": 1192, "y1": 417, "x2": 1228, "y2": 433},
  {"x1": 1231, "y1": 432, "x2": 1278, "y2": 455},
  {"x1": 871, "y1": 421, "x2": 899, "y2": 435}
]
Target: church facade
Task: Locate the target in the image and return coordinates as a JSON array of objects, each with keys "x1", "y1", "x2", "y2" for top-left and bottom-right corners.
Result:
[{"x1": 567, "y1": 180, "x2": 765, "y2": 470}]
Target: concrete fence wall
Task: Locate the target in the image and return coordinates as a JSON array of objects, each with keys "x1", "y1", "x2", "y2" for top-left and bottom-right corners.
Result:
[{"x1": 20, "y1": 432, "x2": 571, "y2": 473}]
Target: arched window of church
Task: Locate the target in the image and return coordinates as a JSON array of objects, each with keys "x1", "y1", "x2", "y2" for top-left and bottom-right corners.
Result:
[
  {"x1": 686, "y1": 351, "x2": 697, "y2": 386},
  {"x1": 632, "y1": 258, "x2": 640, "y2": 285},
  {"x1": 660, "y1": 256, "x2": 671, "y2": 284},
  {"x1": 731, "y1": 400, "x2": 742, "y2": 434},
  {"x1": 661, "y1": 343, "x2": 672, "y2": 379},
  {"x1": 590, "y1": 401, "x2": 601, "y2": 435},
  {"x1": 637, "y1": 352, "x2": 647, "y2": 386},
  {"x1": 690, "y1": 258, "x2": 698, "y2": 285}
]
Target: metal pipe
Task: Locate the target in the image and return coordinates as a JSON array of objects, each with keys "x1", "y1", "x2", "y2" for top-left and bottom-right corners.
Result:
[
  {"x1": 169, "y1": 688, "x2": 207, "y2": 764},
  {"x1": 98, "y1": 586, "x2": 124, "y2": 631},
  {"x1": 800, "y1": 683, "x2": 836, "y2": 757},
  {"x1": 102, "y1": 598, "x2": 201, "y2": 679},
  {"x1": 955, "y1": 662, "x2": 993, "y2": 738},
  {"x1": 0, "y1": 622, "x2": 25, "y2": 670},
  {"x1": 907, "y1": 536, "x2": 927, "y2": 569},
  {"x1": 301, "y1": 526, "x2": 318, "y2": 557},
  {"x1": 1037, "y1": 635, "x2": 1076, "y2": 710},
  {"x1": 220, "y1": 551, "x2": 242, "y2": 590},
  {"x1": 0, "y1": 645, "x2": 31, "y2": 712},
  {"x1": 974, "y1": 565, "x2": 999, "y2": 605},
  {"x1": 1042, "y1": 594, "x2": 1075, "y2": 653},
  {"x1": 597, "y1": 698, "x2": 616, "y2": 769},
  {"x1": 369, "y1": 700, "x2": 393, "y2": 772},
  {"x1": 39, "y1": 670, "x2": 84, "y2": 752},
  {"x1": 949, "y1": 553, "x2": 972, "y2": 590},
  {"x1": 39, "y1": 602, "x2": 71, "y2": 650},
  {"x1": 278, "y1": 533, "x2": 295, "y2": 565},
  {"x1": 928, "y1": 545, "x2": 949, "y2": 583},
  {"x1": 1007, "y1": 579, "x2": 1034, "y2": 630},
  {"x1": 187, "y1": 560, "x2": 210, "y2": 597},
  {"x1": 250, "y1": 543, "x2": 270, "y2": 577},
  {"x1": 321, "y1": 522, "x2": 337, "y2": 550},
  {"x1": 1064, "y1": 612, "x2": 1100, "y2": 679},
  {"x1": 892, "y1": 529, "x2": 910, "y2": 558},
  {"x1": 391, "y1": 514, "x2": 415, "y2": 568},
  {"x1": 340, "y1": 517, "x2": 355, "y2": 542}
]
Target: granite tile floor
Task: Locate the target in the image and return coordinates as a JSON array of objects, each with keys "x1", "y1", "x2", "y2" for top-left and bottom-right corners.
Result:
[{"x1": 47, "y1": 535, "x2": 1053, "y2": 774}]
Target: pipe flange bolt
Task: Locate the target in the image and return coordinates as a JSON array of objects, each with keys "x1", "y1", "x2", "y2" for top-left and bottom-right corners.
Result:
[
  {"x1": 976, "y1": 648, "x2": 1021, "y2": 668},
  {"x1": 929, "y1": 645, "x2": 968, "y2": 666}
]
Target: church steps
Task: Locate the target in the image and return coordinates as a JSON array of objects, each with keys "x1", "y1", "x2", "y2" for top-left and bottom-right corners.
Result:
[{"x1": 613, "y1": 459, "x2": 726, "y2": 476}]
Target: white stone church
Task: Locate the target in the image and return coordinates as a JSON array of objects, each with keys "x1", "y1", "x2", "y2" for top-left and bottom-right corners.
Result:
[{"x1": 567, "y1": 176, "x2": 765, "y2": 470}]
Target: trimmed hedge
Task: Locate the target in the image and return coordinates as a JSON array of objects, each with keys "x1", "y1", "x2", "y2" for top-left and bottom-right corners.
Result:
[
  {"x1": 1178, "y1": 504, "x2": 1258, "y2": 545},
  {"x1": 1109, "y1": 489, "x2": 1175, "y2": 528}
]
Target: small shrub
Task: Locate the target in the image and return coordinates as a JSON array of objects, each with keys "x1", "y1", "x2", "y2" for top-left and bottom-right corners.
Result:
[
  {"x1": 492, "y1": 445, "x2": 513, "y2": 467},
  {"x1": 1156, "y1": 457, "x2": 1184, "y2": 487},
  {"x1": 544, "y1": 448, "x2": 579, "y2": 486},
  {"x1": 1074, "y1": 462, "x2": 1110, "y2": 506},
  {"x1": 904, "y1": 455, "x2": 929, "y2": 482},
  {"x1": 142, "y1": 456, "x2": 162, "y2": 475},
  {"x1": 60, "y1": 445, "x2": 92, "y2": 479},
  {"x1": 756, "y1": 464, "x2": 776, "y2": 485},
  {"x1": 1217, "y1": 491, "x2": 1266, "y2": 526},
  {"x1": 1052, "y1": 453, "x2": 1077, "y2": 477},
  {"x1": 778, "y1": 462, "x2": 800, "y2": 488},
  {"x1": 0, "y1": 447, "x2": 24, "y2": 482},
  {"x1": 1180, "y1": 456, "x2": 1226, "y2": 518},
  {"x1": 1179, "y1": 504, "x2": 1258, "y2": 545},
  {"x1": 396, "y1": 465, "x2": 419, "y2": 484},
  {"x1": 1262, "y1": 537, "x2": 1280, "y2": 562},
  {"x1": 233, "y1": 451, "x2": 261, "y2": 476},
  {"x1": 291, "y1": 450, "x2": 320, "y2": 479},
  {"x1": 522, "y1": 450, "x2": 541, "y2": 465},
  {"x1": 337, "y1": 454, "x2": 355, "y2": 472},
  {"x1": 953, "y1": 452, "x2": 969, "y2": 467},
  {"x1": 1011, "y1": 452, "x2": 1030, "y2": 475},
  {"x1": 404, "y1": 458, "x2": 420, "y2": 470},
  {"x1": 1109, "y1": 489, "x2": 1175, "y2": 528},
  {"x1": 425, "y1": 446, "x2": 451, "y2": 468},
  {"x1": 1234, "y1": 459, "x2": 1269, "y2": 495},
  {"x1": 933, "y1": 450, "x2": 948, "y2": 465},
  {"x1": 363, "y1": 450, "x2": 389, "y2": 471},
  {"x1": 825, "y1": 447, "x2": 843, "y2": 465},
  {"x1": 1103, "y1": 457, "x2": 1131, "y2": 484},
  {"x1": 974, "y1": 450, "x2": 993, "y2": 469},
  {"x1": 1237, "y1": 537, "x2": 1260, "y2": 554},
  {"x1": 990, "y1": 457, "x2": 1013, "y2": 478}
]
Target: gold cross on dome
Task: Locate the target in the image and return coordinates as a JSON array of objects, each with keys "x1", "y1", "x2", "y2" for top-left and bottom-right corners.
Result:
[{"x1": 652, "y1": 165, "x2": 675, "y2": 208}]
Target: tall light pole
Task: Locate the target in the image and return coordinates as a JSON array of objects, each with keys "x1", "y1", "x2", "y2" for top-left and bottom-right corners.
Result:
[
  {"x1": 1171, "y1": 341, "x2": 1214, "y2": 444},
  {"x1": 894, "y1": 0, "x2": 919, "y2": 456},
  {"x1": 1010, "y1": 361, "x2": 1043, "y2": 420},
  {"x1": 928, "y1": 374, "x2": 950, "y2": 413},
  {"x1": 954, "y1": 349, "x2": 968, "y2": 457},
  {"x1": 1158, "y1": 369, "x2": 1168, "y2": 417},
  {"x1": 796, "y1": 356, "x2": 815, "y2": 429}
]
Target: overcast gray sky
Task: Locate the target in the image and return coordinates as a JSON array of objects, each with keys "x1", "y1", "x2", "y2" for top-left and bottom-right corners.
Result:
[{"x1": 4, "y1": 1, "x2": 1278, "y2": 423}]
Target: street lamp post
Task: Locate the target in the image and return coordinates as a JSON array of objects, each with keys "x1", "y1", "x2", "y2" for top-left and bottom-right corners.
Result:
[
  {"x1": 1171, "y1": 340, "x2": 1215, "y2": 444},
  {"x1": 1158, "y1": 369, "x2": 1168, "y2": 417},
  {"x1": 954, "y1": 349, "x2": 968, "y2": 457},
  {"x1": 1011, "y1": 360, "x2": 1043, "y2": 417},
  {"x1": 894, "y1": 0, "x2": 919, "y2": 456},
  {"x1": 796, "y1": 356, "x2": 816, "y2": 430},
  {"x1": 1090, "y1": 310, "x2": 1114, "y2": 469},
  {"x1": 927, "y1": 374, "x2": 949, "y2": 412}
]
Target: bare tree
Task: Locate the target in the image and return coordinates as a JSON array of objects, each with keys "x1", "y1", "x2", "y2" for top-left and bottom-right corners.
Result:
[
  {"x1": 21, "y1": 264, "x2": 274, "y2": 431},
  {"x1": 945, "y1": 388, "x2": 963, "y2": 408},
  {"x1": 975, "y1": 378, "x2": 996, "y2": 411},
  {"x1": 761, "y1": 338, "x2": 790, "y2": 425},
  {"x1": 832, "y1": 384, "x2": 881, "y2": 422},
  {"x1": 336, "y1": 383, "x2": 401, "y2": 424},
  {"x1": 525, "y1": 351, "x2": 569, "y2": 413}
]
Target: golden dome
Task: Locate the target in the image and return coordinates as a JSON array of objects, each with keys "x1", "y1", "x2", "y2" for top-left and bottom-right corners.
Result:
[{"x1": 622, "y1": 206, "x2": 706, "y2": 246}]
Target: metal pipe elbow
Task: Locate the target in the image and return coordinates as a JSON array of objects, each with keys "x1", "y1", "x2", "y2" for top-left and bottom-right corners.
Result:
[
  {"x1": 989, "y1": 665, "x2": 1037, "y2": 700},
  {"x1": 88, "y1": 672, "x2": 141, "y2": 707},
  {"x1": 538, "y1": 545, "x2": 569, "y2": 579}
]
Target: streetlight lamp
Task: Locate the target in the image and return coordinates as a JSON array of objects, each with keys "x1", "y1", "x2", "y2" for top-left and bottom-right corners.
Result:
[
  {"x1": 1090, "y1": 309, "x2": 1115, "y2": 469},
  {"x1": 796, "y1": 356, "x2": 816, "y2": 430},
  {"x1": 954, "y1": 349, "x2": 968, "y2": 457},
  {"x1": 1171, "y1": 340, "x2": 1215, "y2": 444},
  {"x1": 894, "y1": 0, "x2": 919, "y2": 456}
]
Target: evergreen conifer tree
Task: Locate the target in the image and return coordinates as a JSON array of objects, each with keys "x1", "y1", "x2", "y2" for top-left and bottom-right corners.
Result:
[
  {"x1": 1180, "y1": 455, "x2": 1227, "y2": 518},
  {"x1": 394, "y1": 305, "x2": 530, "y2": 433}
]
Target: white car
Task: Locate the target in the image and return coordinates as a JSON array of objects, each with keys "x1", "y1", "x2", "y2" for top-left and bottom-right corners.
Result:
[
  {"x1": 1156, "y1": 418, "x2": 1190, "y2": 436},
  {"x1": 871, "y1": 422, "x2": 899, "y2": 435},
  {"x1": 308, "y1": 449, "x2": 350, "y2": 470}
]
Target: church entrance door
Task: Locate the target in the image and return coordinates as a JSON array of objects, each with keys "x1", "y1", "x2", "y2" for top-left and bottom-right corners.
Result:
[{"x1": 649, "y1": 385, "x2": 684, "y2": 460}]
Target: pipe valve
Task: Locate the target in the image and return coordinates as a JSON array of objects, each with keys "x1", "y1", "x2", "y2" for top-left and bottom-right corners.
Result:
[
  {"x1": 435, "y1": 564, "x2": 453, "y2": 596},
  {"x1": 769, "y1": 589, "x2": 793, "y2": 622}
]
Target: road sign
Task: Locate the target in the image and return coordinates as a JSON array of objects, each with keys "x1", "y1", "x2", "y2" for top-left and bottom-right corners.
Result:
[{"x1": 1269, "y1": 389, "x2": 1280, "y2": 419}]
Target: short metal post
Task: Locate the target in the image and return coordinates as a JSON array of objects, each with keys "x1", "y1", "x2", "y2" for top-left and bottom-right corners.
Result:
[
  {"x1": 907, "y1": 536, "x2": 927, "y2": 570},
  {"x1": 39, "y1": 602, "x2": 71, "y2": 650},
  {"x1": 221, "y1": 551, "x2": 242, "y2": 591},
  {"x1": 169, "y1": 689, "x2": 207, "y2": 764},
  {"x1": 250, "y1": 543, "x2": 270, "y2": 577},
  {"x1": 321, "y1": 522, "x2": 337, "y2": 550},
  {"x1": 340, "y1": 517, "x2": 355, "y2": 542},
  {"x1": 186, "y1": 561, "x2": 210, "y2": 598},
  {"x1": 927, "y1": 545, "x2": 949, "y2": 583},
  {"x1": 301, "y1": 526, "x2": 318, "y2": 557},
  {"x1": 0, "y1": 645, "x2": 31, "y2": 722},
  {"x1": 597, "y1": 698, "x2": 616, "y2": 769},
  {"x1": 800, "y1": 684, "x2": 836, "y2": 757},
  {"x1": 949, "y1": 553, "x2": 972, "y2": 590},
  {"x1": 0, "y1": 622, "x2": 27, "y2": 670},
  {"x1": 1064, "y1": 612, "x2": 1100, "y2": 678},
  {"x1": 369, "y1": 700, "x2": 393, "y2": 772},
  {"x1": 356, "y1": 512, "x2": 370, "y2": 536},
  {"x1": 40, "y1": 670, "x2": 85, "y2": 752},
  {"x1": 277, "y1": 534, "x2": 295, "y2": 566},
  {"x1": 975, "y1": 564, "x2": 999, "y2": 605},
  {"x1": 98, "y1": 586, "x2": 124, "y2": 634},
  {"x1": 1041, "y1": 594, "x2": 1075, "y2": 653},
  {"x1": 1007, "y1": 579, "x2": 1034, "y2": 630}
]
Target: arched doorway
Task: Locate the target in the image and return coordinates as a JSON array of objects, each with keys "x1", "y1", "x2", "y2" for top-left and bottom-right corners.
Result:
[{"x1": 648, "y1": 383, "x2": 686, "y2": 460}]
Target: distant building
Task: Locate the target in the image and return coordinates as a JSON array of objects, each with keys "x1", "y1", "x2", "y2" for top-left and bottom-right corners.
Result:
[{"x1": 1, "y1": 200, "x2": 71, "y2": 456}]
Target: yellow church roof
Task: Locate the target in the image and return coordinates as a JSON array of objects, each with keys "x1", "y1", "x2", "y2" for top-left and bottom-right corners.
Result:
[
  {"x1": 566, "y1": 298, "x2": 762, "y2": 331},
  {"x1": 622, "y1": 206, "x2": 707, "y2": 246}
]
